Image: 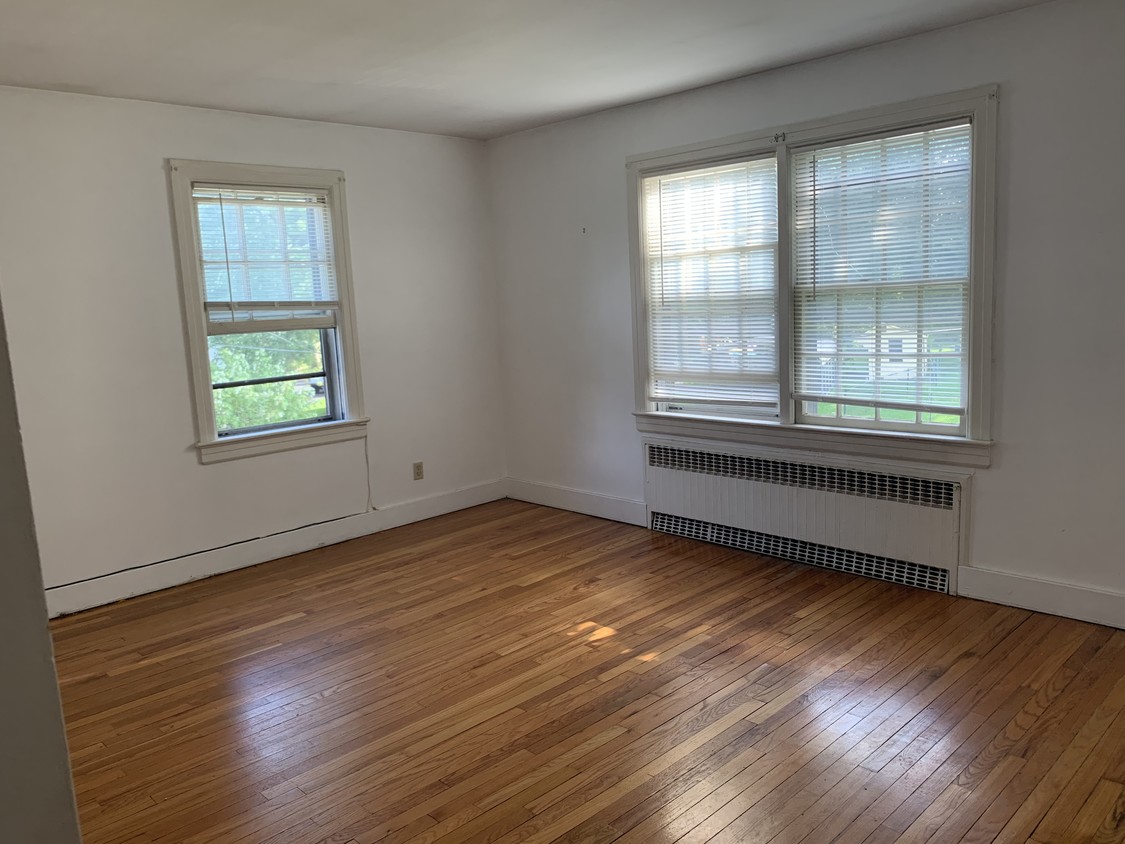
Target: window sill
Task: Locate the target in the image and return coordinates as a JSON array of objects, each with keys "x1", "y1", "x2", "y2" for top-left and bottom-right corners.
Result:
[
  {"x1": 634, "y1": 412, "x2": 992, "y2": 468},
  {"x1": 196, "y1": 418, "x2": 369, "y2": 464}
]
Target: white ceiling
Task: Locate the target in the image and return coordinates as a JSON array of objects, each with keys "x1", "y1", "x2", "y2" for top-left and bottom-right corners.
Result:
[{"x1": 0, "y1": 0, "x2": 1047, "y2": 139}]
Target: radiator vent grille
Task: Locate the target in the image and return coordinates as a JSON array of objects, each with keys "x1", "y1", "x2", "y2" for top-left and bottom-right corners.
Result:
[
  {"x1": 647, "y1": 444, "x2": 955, "y2": 510},
  {"x1": 651, "y1": 512, "x2": 950, "y2": 593}
]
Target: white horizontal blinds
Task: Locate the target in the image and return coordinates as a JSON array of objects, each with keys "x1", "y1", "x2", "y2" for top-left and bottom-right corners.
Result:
[
  {"x1": 643, "y1": 158, "x2": 779, "y2": 414},
  {"x1": 193, "y1": 186, "x2": 339, "y2": 333},
  {"x1": 792, "y1": 122, "x2": 972, "y2": 432}
]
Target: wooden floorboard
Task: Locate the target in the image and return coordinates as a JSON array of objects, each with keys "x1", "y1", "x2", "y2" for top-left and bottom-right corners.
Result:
[{"x1": 51, "y1": 499, "x2": 1125, "y2": 843}]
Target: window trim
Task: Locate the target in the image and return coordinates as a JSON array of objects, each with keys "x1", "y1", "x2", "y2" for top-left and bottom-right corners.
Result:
[
  {"x1": 169, "y1": 159, "x2": 367, "y2": 462},
  {"x1": 626, "y1": 86, "x2": 997, "y2": 466},
  {"x1": 195, "y1": 417, "x2": 369, "y2": 465}
]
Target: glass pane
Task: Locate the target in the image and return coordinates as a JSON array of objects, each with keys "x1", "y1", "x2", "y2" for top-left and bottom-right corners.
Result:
[
  {"x1": 921, "y1": 411, "x2": 962, "y2": 428},
  {"x1": 650, "y1": 308, "x2": 777, "y2": 377},
  {"x1": 208, "y1": 330, "x2": 332, "y2": 433},
  {"x1": 213, "y1": 379, "x2": 329, "y2": 433},
  {"x1": 208, "y1": 330, "x2": 325, "y2": 383},
  {"x1": 804, "y1": 401, "x2": 836, "y2": 419},
  {"x1": 878, "y1": 408, "x2": 918, "y2": 423},
  {"x1": 793, "y1": 123, "x2": 971, "y2": 288},
  {"x1": 240, "y1": 205, "x2": 284, "y2": 261},
  {"x1": 194, "y1": 188, "x2": 338, "y2": 305}
]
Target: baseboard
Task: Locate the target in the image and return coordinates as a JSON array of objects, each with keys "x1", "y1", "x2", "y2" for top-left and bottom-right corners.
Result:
[
  {"x1": 45, "y1": 472, "x2": 1123, "y2": 631},
  {"x1": 45, "y1": 480, "x2": 507, "y2": 617},
  {"x1": 504, "y1": 478, "x2": 647, "y2": 527},
  {"x1": 958, "y1": 565, "x2": 1125, "y2": 630}
]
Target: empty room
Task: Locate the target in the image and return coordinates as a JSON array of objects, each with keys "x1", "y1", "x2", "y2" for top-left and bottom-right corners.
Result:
[{"x1": 1, "y1": 0, "x2": 1124, "y2": 842}]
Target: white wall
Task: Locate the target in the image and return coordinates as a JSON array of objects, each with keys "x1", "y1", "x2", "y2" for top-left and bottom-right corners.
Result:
[
  {"x1": 0, "y1": 287, "x2": 82, "y2": 841},
  {"x1": 488, "y1": 0, "x2": 1125, "y2": 613},
  {"x1": 0, "y1": 88, "x2": 506, "y2": 598}
]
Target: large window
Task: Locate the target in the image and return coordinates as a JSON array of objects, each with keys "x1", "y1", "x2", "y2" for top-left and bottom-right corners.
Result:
[
  {"x1": 170, "y1": 161, "x2": 366, "y2": 463},
  {"x1": 631, "y1": 89, "x2": 995, "y2": 453}
]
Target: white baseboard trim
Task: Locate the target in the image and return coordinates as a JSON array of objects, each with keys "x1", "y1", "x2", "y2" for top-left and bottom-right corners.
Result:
[
  {"x1": 45, "y1": 472, "x2": 1124, "y2": 633},
  {"x1": 958, "y1": 565, "x2": 1124, "y2": 630},
  {"x1": 504, "y1": 478, "x2": 647, "y2": 527},
  {"x1": 46, "y1": 480, "x2": 507, "y2": 617}
]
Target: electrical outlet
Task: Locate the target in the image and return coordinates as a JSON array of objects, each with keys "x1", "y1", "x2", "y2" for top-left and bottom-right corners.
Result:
[{"x1": 413, "y1": 461, "x2": 424, "y2": 481}]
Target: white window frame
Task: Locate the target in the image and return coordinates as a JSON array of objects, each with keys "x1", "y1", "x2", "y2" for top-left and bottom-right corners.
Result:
[
  {"x1": 169, "y1": 160, "x2": 367, "y2": 464},
  {"x1": 627, "y1": 87, "x2": 997, "y2": 468}
]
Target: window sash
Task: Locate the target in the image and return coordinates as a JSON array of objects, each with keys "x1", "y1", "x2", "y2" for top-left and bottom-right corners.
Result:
[
  {"x1": 208, "y1": 327, "x2": 342, "y2": 436},
  {"x1": 192, "y1": 185, "x2": 340, "y2": 312},
  {"x1": 790, "y1": 122, "x2": 972, "y2": 433},
  {"x1": 641, "y1": 156, "x2": 781, "y2": 416},
  {"x1": 204, "y1": 301, "x2": 340, "y2": 335}
]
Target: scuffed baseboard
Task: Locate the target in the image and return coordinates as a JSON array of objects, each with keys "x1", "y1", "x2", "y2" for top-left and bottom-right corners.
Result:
[{"x1": 46, "y1": 480, "x2": 506, "y2": 617}]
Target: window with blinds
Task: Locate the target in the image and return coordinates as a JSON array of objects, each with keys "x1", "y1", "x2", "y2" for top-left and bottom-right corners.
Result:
[
  {"x1": 631, "y1": 90, "x2": 993, "y2": 444},
  {"x1": 641, "y1": 158, "x2": 779, "y2": 417},
  {"x1": 170, "y1": 160, "x2": 365, "y2": 455},
  {"x1": 192, "y1": 186, "x2": 344, "y2": 435},
  {"x1": 195, "y1": 187, "x2": 340, "y2": 329},
  {"x1": 791, "y1": 123, "x2": 972, "y2": 434}
]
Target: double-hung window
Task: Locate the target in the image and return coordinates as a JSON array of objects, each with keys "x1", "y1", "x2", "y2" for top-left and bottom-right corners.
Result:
[
  {"x1": 642, "y1": 157, "x2": 781, "y2": 417},
  {"x1": 630, "y1": 88, "x2": 995, "y2": 461},
  {"x1": 170, "y1": 161, "x2": 366, "y2": 463}
]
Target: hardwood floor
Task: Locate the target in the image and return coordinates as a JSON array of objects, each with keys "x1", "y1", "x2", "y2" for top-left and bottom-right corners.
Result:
[{"x1": 51, "y1": 499, "x2": 1125, "y2": 844}]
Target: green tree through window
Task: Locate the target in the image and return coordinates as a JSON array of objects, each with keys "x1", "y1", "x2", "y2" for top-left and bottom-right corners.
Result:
[{"x1": 208, "y1": 330, "x2": 330, "y2": 432}]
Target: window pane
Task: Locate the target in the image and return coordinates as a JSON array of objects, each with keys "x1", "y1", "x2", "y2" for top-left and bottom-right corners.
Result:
[
  {"x1": 842, "y1": 404, "x2": 876, "y2": 420},
  {"x1": 193, "y1": 187, "x2": 339, "y2": 308},
  {"x1": 792, "y1": 122, "x2": 971, "y2": 431},
  {"x1": 643, "y1": 157, "x2": 780, "y2": 414},
  {"x1": 878, "y1": 408, "x2": 918, "y2": 423},
  {"x1": 208, "y1": 330, "x2": 333, "y2": 433},
  {"x1": 208, "y1": 330, "x2": 325, "y2": 383},
  {"x1": 804, "y1": 401, "x2": 836, "y2": 419},
  {"x1": 241, "y1": 204, "x2": 284, "y2": 262},
  {"x1": 213, "y1": 379, "x2": 329, "y2": 433},
  {"x1": 921, "y1": 411, "x2": 962, "y2": 428}
]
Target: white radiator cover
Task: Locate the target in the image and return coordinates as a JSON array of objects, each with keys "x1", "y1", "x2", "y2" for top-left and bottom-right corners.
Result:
[{"x1": 644, "y1": 439, "x2": 971, "y2": 594}]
